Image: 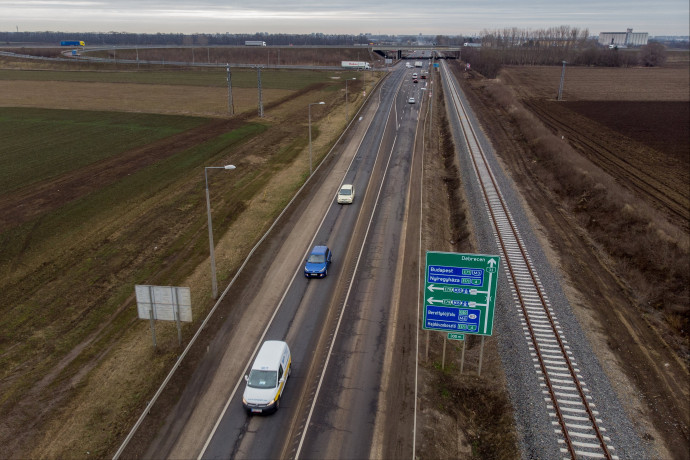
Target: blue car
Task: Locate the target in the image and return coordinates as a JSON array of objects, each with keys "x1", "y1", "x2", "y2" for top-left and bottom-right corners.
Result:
[{"x1": 304, "y1": 245, "x2": 332, "y2": 278}]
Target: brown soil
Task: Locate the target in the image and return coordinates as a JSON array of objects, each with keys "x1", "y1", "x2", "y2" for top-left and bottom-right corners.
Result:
[
  {"x1": 498, "y1": 65, "x2": 690, "y2": 101},
  {"x1": 522, "y1": 99, "x2": 689, "y2": 230},
  {"x1": 454, "y1": 61, "x2": 689, "y2": 459}
]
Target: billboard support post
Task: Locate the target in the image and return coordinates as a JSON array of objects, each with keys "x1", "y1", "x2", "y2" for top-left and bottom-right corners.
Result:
[
  {"x1": 478, "y1": 336, "x2": 486, "y2": 376},
  {"x1": 442, "y1": 337, "x2": 446, "y2": 370}
]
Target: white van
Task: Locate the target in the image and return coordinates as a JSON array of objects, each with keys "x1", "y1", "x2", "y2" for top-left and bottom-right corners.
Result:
[
  {"x1": 337, "y1": 184, "x2": 355, "y2": 204},
  {"x1": 242, "y1": 340, "x2": 291, "y2": 414}
]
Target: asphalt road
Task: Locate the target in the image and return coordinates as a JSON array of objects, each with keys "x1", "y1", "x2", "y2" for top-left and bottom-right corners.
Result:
[{"x1": 134, "y1": 62, "x2": 427, "y2": 460}]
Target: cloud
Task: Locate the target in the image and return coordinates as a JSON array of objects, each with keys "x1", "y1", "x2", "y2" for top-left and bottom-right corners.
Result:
[{"x1": 2, "y1": 0, "x2": 688, "y2": 35}]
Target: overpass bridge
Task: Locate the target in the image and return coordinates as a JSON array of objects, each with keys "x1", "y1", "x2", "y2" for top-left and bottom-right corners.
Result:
[{"x1": 366, "y1": 44, "x2": 462, "y2": 59}]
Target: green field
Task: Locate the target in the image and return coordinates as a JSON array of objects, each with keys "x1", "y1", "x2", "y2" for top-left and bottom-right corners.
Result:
[
  {"x1": 0, "y1": 109, "x2": 268, "y2": 403},
  {"x1": 0, "y1": 108, "x2": 208, "y2": 194}
]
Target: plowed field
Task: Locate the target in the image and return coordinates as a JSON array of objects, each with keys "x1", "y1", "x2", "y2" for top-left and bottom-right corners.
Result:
[{"x1": 501, "y1": 65, "x2": 690, "y2": 230}]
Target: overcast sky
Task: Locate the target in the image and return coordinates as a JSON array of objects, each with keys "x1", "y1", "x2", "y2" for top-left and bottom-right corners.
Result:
[{"x1": 2, "y1": 0, "x2": 689, "y2": 36}]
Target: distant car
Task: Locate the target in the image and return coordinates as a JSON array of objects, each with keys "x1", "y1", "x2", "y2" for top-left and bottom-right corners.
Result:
[
  {"x1": 408, "y1": 97, "x2": 415, "y2": 104},
  {"x1": 304, "y1": 245, "x2": 332, "y2": 278},
  {"x1": 412, "y1": 73, "x2": 418, "y2": 79},
  {"x1": 413, "y1": 79, "x2": 418, "y2": 83},
  {"x1": 337, "y1": 184, "x2": 355, "y2": 204}
]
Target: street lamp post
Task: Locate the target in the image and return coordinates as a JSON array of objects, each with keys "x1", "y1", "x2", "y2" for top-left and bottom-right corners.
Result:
[
  {"x1": 205, "y1": 164, "x2": 236, "y2": 299},
  {"x1": 308, "y1": 101, "x2": 325, "y2": 176},
  {"x1": 345, "y1": 78, "x2": 356, "y2": 121}
]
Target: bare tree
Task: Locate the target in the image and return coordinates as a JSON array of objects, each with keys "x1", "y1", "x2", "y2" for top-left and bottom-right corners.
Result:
[{"x1": 639, "y1": 42, "x2": 667, "y2": 67}]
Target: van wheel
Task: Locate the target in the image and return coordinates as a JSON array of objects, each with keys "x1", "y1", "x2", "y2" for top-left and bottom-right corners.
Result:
[{"x1": 275, "y1": 398, "x2": 280, "y2": 412}]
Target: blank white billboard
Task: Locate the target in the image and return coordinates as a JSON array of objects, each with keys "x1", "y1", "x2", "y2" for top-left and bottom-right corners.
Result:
[{"x1": 136, "y1": 285, "x2": 192, "y2": 323}]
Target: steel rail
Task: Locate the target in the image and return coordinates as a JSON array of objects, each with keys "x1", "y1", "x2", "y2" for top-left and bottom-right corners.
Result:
[{"x1": 441, "y1": 61, "x2": 613, "y2": 460}]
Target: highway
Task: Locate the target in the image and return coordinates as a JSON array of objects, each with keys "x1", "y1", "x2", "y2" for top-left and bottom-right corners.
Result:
[
  {"x1": 119, "y1": 61, "x2": 428, "y2": 459},
  {"x1": 116, "y1": 53, "x2": 643, "y2": 460}
]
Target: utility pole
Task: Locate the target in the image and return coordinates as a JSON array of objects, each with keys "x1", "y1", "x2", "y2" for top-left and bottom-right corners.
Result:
[
  {"x1": 226, "y1": 64, "x2": 234, "y2": 115},
  {"x1": 257, "y1": 66, "x2": 264, "y2": 118},
  {"x1": 557, "y1": 60, "x2": 567, "y2": 101}
]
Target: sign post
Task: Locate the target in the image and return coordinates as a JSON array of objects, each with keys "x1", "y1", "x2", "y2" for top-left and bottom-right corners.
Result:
[
  {"x1": 423, "y1": 251, "x2": 500, "y2": 373},
  {"x1": 423, "y1": 251, "x2": 500, "y2": 335},
  {"x1": 136, "y1": 285, "x2": 193, "y2": 347}
]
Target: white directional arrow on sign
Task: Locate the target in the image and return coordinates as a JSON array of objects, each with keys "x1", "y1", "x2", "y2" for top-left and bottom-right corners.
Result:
[
  {"x1": 427, "y1": 284, "x2": 445, "y2": 293},
  {"x1": 488, "y1": 259, "x2": 497, "y2": 268},
  {"x1": 427, "y1": 297, "x2": 444, "y2": 305}
]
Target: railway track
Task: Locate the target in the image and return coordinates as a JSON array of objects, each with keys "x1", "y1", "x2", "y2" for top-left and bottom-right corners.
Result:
[{"x1": 441, "y1": 61, "x2": 617, "y2": 460}]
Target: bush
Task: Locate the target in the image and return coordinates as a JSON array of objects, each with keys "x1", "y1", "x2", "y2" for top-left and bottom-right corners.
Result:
[{"x1": 639, "y1": 42, "x2": 668, "y2": 67}]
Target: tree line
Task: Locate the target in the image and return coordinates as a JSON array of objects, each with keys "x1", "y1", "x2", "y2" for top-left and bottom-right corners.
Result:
[
  {"x1": 458, "y1": 26, "x2": 672, "y2": 78},
  {"x1": 0, "y1": 31, "x2": 371, "y2": 46}
]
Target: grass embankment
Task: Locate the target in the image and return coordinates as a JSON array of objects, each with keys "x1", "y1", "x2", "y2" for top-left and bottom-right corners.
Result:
[
  {"x1": 0, "y1": 66, "x2": 377, "y2": 458},
  {"x1": 417, "y1": 77, "x2": 519, "y2": 459}
]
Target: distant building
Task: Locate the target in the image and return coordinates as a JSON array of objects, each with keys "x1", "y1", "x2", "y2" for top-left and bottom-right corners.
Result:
[{"x1": 598, "y1": 28, "x2": 648, "y2": 47}]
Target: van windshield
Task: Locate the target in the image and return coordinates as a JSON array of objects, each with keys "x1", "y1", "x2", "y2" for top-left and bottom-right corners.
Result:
[
  {"x1": 247, "y1": 369, "x2": 278, "y2": 388},
  {"x1": 339, "y1": 188, "x2": 351, "y2": 196}
]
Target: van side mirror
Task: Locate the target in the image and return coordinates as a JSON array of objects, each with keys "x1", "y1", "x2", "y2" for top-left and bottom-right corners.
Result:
[
  {"x1": 279, "y1": 377, "x2": 285, "y2": 383},
  {"x1": 244, "y1": 375, "x2": 249, "y2": 382}
]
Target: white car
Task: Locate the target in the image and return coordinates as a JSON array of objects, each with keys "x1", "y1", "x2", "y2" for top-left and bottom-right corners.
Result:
[
  {"x1": 408, "y1": 97, "x2": 415, "y2": 104},
  {"x1": 337, "y1": 184, "x2": 355, "y2": 204}
]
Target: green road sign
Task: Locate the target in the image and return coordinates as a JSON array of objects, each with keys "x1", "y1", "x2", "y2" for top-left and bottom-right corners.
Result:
[
  {"x1": 423, "y1": 251, "x2": 500, "y2": 336},
  {"x1": 447, "y1": 333, "x2": 465, "y2": 341}
]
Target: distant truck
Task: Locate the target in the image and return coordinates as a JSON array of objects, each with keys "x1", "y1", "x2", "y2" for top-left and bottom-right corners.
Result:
[
  {"x1": 60, "y1": 40, "x2": 85, "y2": 46},
  {"x1": 341, "y1": 61, "x2": 371, "y2": 70},
  {"x1": 245, "y1": 41, "x2": 266, "y2": 46},
  {"x1": 414, "y1": 61, "x2": 423, "y2": 68}
]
